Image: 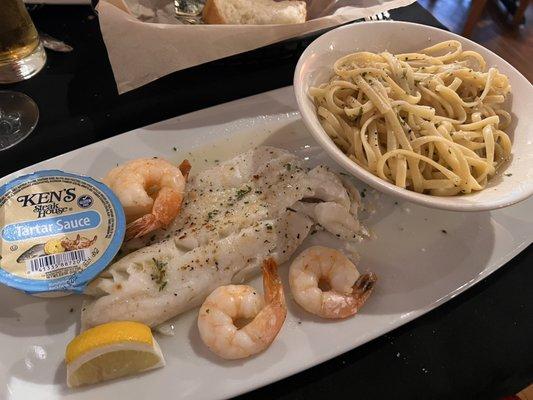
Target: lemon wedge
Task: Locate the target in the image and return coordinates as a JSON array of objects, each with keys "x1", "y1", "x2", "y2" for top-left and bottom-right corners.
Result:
[{"x1": 65, "y1": 321, "x2": 165, "y2": 388}]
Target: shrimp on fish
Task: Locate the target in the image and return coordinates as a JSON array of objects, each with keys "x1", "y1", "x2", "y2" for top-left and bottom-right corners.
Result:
[
  {"x1": 289, "y1": 246, "x2": 376, "y2": 319},
  {"x1": 104, "y1": 158, "x2": 190, "y2": 240},
  {"x1": 197, "y1": 258, "x2": 287, "y2": 360}
]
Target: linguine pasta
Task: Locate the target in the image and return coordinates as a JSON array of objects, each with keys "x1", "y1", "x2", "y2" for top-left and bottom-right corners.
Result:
[{"x1": 309, "y1": 40, "x2": 512, "y2": 196}]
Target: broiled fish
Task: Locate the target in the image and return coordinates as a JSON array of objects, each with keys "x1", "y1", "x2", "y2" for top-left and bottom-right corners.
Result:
[{"x1": 82, "y1": 146, "x2": 365, "y2": 329}]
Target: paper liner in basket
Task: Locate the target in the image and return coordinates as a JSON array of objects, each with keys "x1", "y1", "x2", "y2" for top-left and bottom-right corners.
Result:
[{"x1": 97, "y1": 0, "x2": 416, "y2": 94}]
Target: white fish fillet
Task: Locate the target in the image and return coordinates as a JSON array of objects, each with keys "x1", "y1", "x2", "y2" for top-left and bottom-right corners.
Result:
[{"x1": 82, "y1": 146, "x2": 365, "y2": 329}]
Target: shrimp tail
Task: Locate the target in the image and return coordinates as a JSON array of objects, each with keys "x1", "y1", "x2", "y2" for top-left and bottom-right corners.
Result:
[
  {"x1": 242, "y1": 259, "x2": 286, "y2": 348},
  {"x1": 351, "y1": 272, "x2": 377, "y2": 311},
  {"x1": 179, "y1": 159, "x2": 192, "y2": 180},
  {"x1": 125, "y1": 214, "x2": 162, "y2": 240},
  {"x1": 261, "y1": 258, "x2": 285, "y2": 306},
  {"x1": 126, "y1": 186, "x2": 185, "y2": 240}
]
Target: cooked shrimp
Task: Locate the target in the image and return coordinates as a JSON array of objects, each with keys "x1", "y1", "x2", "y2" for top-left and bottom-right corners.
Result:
[
  {"x1": 197, "y1": 259, "x2": 287, "y2": 360},
  {"x1": 289, "y1": 246, "x2": 376, "y2": 319},
  {"x1": 104, "y1": 158, "x2": 189, "y2": 240}
]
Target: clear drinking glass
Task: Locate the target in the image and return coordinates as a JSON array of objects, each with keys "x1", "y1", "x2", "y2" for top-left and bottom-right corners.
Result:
[{"x1": 0, "y1": 0, "x2": 45, "y2": 150}]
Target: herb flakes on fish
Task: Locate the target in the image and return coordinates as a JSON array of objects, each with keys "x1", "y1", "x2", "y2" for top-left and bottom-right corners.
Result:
[
  {"x1": 235, "y1": 185, "x2": 252, "y2": 200},
  {"x1": 151, "y1": 258, "x2": 168, "y2": 291}
]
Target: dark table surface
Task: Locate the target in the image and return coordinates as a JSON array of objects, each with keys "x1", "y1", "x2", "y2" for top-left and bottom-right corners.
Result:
[{"x1": 1, "y1": 3, "x2": 532, "y2": 399}]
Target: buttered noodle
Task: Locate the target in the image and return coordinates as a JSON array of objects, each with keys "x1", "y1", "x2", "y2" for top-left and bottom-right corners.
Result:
[{"x1": 310, "y1": 40, "x2": 512, "y2": 195}]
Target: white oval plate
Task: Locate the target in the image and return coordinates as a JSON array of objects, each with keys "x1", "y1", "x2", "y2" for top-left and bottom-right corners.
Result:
[
  {"x1": 294, "y1": 21, "x2": 533, "y2": 212},
  {"x1": 0, "y1": 87, "x2": 531, "y2": 400}
]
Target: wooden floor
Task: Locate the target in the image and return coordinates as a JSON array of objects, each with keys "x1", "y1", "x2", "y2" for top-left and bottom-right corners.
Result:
[{"x1": 418, "y1": 0, "x2": 533, "y2": 82}]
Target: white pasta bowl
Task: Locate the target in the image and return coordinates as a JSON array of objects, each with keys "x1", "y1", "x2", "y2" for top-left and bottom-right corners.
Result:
[{"x1": 294, "y1": 21, "x2": 533, "y2": 211}]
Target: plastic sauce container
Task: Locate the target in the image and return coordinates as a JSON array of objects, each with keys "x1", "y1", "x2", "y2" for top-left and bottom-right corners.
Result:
[{"x1": 0, "y1": 170, "x2": 125, "y2": 296}]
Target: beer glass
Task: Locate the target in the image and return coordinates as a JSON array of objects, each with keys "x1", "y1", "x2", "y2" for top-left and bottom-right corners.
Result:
[
  {"x1": 0, "y1": 0, "x2": 44, "y2": 150},
  {"x1": 0, "y1": 0, "x2": 46, "y2": 83}
]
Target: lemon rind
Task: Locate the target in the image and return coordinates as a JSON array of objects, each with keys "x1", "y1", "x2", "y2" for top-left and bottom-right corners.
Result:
[{"x1": 66, "y1": 340, "x2": 165, "y2": 388}]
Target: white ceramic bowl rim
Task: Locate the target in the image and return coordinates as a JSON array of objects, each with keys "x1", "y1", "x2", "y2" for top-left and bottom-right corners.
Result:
[{"x1": 294, "y1": 21, "x2": 533, "y2": 212}]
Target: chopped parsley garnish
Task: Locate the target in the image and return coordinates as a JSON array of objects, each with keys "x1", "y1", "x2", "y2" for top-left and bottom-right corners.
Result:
[
  {"x1": 236, "y1": 185, "x2": 252, "y2": 200},
  {"x1": 151, "y1": 258, "x2": 168, "y2": 291},
  {"x1": 285, "y1": 163, "x2": 292, "y2": 171},
  {"x1": 207, "y1": 209, "x2": 219, "y2": 220}
]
